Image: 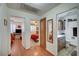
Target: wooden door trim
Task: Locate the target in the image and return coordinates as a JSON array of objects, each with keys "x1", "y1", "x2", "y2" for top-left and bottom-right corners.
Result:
[{"x1": 40, "y1": 17, "x2": 46, "y2": 49}]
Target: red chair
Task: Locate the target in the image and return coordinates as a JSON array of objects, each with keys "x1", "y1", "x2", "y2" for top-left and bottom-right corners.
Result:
[{"x1": 31, "y1": 34, "x2": 39, "y2": 42}]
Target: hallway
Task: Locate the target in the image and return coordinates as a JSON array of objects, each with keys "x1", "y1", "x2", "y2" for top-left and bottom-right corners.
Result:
[
  {"x1": 0, "y1": 3, "x2": 79, "y2": 56},
  {"x1": 10, "y1": 39, "x2": 54, "y2": 56}
]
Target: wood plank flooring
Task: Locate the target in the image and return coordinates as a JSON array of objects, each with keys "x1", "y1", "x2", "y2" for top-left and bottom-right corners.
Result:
[{"x1": 10, "y1": 39, "x2": 54, "y2": 56}]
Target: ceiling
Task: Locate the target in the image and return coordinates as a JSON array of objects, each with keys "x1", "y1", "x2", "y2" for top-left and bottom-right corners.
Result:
[{"x1": 7, "y1": 3, "x2": 60, "y2": 16}]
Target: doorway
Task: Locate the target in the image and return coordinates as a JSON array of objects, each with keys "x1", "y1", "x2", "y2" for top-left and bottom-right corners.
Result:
[
  {"x1": 57, "y1": 8, "x2": 78, "y2": 56},
  {"x1": 30, "y1": 20, "x2": 40, "y2": 47},
  {"x1": 10, "y1": 16, "x2": 24, "y2": 48},
  {"x1": 40, "y1": 17, "x2": 46, "y2": 49}
]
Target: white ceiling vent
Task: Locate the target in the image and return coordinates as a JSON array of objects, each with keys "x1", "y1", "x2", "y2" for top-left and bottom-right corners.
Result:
[
  {"x1": 20, "y1": 4, "x2": 40, "y2": 13},
  {"x1": 6, "y1": 3, "x2": 60, "y2": 15}
]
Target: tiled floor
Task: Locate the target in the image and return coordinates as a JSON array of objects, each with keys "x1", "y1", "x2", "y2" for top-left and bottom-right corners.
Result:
[
  {"x1": 58, "y1": 44, "x2": 77, "y2": 56},
  {"x1": 10, "y1": 39, "x2": 54, "y2": 56}
]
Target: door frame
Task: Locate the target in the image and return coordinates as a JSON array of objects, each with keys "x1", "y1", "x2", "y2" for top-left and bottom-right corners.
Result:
[
  {"x1": 30, "y1": 19, "x2": 40, "y2": 47},
  {"x1": 40, "y1": 17, "x2": 46, "y2": 49}
]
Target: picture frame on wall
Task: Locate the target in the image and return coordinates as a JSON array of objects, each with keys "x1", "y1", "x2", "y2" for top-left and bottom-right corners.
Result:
[
  {"x1": 47, "y1": 19, "x2": 53, "y2": 43},
  {"x1": 4, "y1": 17, "x2": 7, "y2": 26}
]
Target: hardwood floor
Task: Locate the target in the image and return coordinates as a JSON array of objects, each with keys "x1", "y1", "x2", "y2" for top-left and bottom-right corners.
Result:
[{"x1": 10, "y1": 39, "x2": 54, "y2": 56}]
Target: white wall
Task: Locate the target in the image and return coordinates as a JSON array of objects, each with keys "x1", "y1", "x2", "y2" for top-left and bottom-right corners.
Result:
[
  {"x1": 0, "y1": 4, "x2": 10, "y2": 56},
  {"x1": 0, "y1": 4, "x2": 4, "y2": 56},
  {"x1": 42, "y1": 3, "x2": 79, "y2": 55},
  {"x1": 7, "y1": 7, "x2": 40, "y2": 49},
  {"x1": 65, "y1": 14, "x2": 77, "y2": 46}
]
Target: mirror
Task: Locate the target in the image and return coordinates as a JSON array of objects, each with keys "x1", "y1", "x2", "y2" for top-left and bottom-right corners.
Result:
[{"x1": 47, "y1": 19, "x2": 53, "y2": 43}]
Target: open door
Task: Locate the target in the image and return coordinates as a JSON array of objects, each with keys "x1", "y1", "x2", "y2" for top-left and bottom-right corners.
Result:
[{"x1": 40, "y1": 17, "x2": 46, "y2": 49}]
